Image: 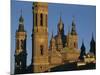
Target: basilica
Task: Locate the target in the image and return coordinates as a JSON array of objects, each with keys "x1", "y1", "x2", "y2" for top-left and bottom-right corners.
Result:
[{"x1": 14, "y1": 2, "x2": 96, "y2": 74}]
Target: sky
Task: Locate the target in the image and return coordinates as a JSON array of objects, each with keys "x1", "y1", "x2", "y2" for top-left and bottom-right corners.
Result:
[{"x1": 11, "y1": 0, "x2": 96, "y2": 74}]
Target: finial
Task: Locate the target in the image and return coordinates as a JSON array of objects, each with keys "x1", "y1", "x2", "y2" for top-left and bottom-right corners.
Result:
[
  {"x1": 59, "y1": 11, "x2": 62, "y2": 22},
  {"x1": 92, "y1": 32, "x2": 94, "y2": 39},
  {"x1": 21, "y1": 9, "x2": 22, "y2": 16},
  {"x1": 91, "y1": 32, "x2": 95, "y2": 42},
  {"x1": 19, "y1": 9, "x2": 24, "y2": 22},
  {"x1": 72, "y1": 16, "x2": 75, "y2": 24}
]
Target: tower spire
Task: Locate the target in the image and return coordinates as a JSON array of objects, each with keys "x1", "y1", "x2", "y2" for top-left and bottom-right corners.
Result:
[
  {"x1": 92, "y1": 32, "x2": 94, "y2": 40},
  {"x1": 57, "y1": 11, "x2": 64, "y2": 35},
  {"x1": 19, "y1": 9, "x2": 24, "y2": 22},
  {"x1": 18, "y1": 9, "x2": 24, "y2": 32},
  {"x1": 82, "y1": 39, "x2": 84, "y2": 46},
  {"x1": 71, "y1": 16, "x2": 77, "y2": 35},
  {"x1": 79, "y1": 39, "x2": 86, "y2": 60},
  {"x1": 90, "y1": 32, "x2": 96, "y2": 55},
  {"x1": 59, "y1": 11, "x2": 62, "y2": 25},
  {"x1": 72, "y1": 16, "x2": 75, "y2": 24}
]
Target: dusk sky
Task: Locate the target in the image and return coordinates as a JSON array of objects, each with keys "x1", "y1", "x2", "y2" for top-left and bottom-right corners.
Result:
[{"x1": 11, "y1": 1, "x2": 96, "y2": 74}]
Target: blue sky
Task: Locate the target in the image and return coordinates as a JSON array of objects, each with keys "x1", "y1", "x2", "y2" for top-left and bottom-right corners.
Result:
[{"x1": 11, "y1": 1, "x2": 96, "y2": 74}]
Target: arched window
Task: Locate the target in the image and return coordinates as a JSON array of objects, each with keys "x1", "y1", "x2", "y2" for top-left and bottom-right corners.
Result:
[
  {"x1": 40, "y1": 13, "x2": 43, "y2": 26},
  {"x1": 40, "y1": 45, "x2": 43, "y2": 55}
]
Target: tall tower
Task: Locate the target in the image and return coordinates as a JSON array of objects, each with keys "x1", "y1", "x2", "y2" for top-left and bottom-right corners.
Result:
[
  {"x1": 32, "y1": 2, "x2": 49, "y2": 72},
  {"x1": 14, "y1": 11, "x2": 27, "y2": 74},
  {"x1": 66, "y1": 17, "x2": 78, "y2": 49}
]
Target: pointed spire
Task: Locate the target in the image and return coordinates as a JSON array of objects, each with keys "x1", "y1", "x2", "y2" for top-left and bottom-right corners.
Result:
[
  {"x1": 79, "y1": 39, "x2": 86, "y2": 60},
  {"x1": 19, "y1": 9, "x2": 24, "y2": 22},
  {"x1": 57, "y1": 11, "x2": 64, "y2": 35},
  {"x1": 71, "y1": 16, "x2": 77, "y2": 35},
  {"x1": 90, "y1": 32, "x2": 95, "y2": 44},
  {"x1": 91, "y1": 32, "x2": 95, "y2": 44},
  {"x1": 90, "y1": 32, "x2": 96, "y2": 55},
  {"x1": 72, "y1": 16, "x2": 75, "y2": 25},
  {"x1": 92, "y1": 32, "x2": 94, "y2": 40},
  {"x1": 18, "y1": 9, "x2": 24, "y2": 32},
  {"x1": 59, "y1": 11, "x2": 63, "y2": 24},
  {"x1": 81, "y1": 39, "x2": 85, "y2": 50}
]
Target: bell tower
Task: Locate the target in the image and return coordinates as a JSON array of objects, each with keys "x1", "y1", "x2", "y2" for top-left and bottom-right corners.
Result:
[
  {"x1": 14, "y1": 10, "x2": 27, "y2": 74},
  {"x1": 32, "y1": 2, "x2": 49, "y2": 72}
]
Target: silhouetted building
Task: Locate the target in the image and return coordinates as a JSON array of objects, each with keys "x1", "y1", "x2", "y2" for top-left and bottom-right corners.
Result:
[{"x1": 14, "y1": 11, "x2": 27, "y2": 74}]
